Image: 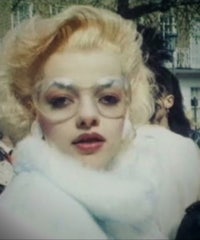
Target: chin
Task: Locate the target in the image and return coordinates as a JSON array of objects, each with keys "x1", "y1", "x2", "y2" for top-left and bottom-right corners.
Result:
[{"x1": 79, "y1": 154, "x2": 110, "y2": 170}]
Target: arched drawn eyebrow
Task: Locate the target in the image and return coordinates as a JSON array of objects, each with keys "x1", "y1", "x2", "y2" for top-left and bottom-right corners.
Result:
[
  {"x1": 46, "y1": 79, "x2": 123, "y2": 93},
  {"x1": 48, "y1": 82, "x2": 78, "y2": 95}
]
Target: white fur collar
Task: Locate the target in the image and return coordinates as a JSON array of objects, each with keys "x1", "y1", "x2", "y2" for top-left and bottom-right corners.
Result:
[
  {"x1": 10, "y1": 125, "x2": 200, "y2": 239},
  {"x1": 13, "y1": 134, "x2": 154, "y2": 225}
]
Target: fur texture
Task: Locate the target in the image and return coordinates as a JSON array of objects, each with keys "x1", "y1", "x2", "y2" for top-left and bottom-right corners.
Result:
[{"x1": 0, "y1": 125, "x2": 200, "y2": 239}]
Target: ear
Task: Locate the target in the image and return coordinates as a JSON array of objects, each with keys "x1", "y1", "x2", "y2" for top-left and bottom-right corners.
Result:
[{"x1": 163, "y1": 94, "x2": 174, "y2": 109}]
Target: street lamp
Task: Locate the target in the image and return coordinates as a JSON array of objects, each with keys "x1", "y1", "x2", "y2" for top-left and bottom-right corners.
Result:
[{"x1": 191, "y1": 96, "x2": 199, "y2": 130}]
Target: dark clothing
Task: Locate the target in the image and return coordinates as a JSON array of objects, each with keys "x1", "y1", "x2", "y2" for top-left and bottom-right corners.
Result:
[
  {"x1": 189, "y1": 129, "x2": 200, "y2": 148},
  {"x1": 175, "y1": 201, "x2": 200, "y2": 240}
]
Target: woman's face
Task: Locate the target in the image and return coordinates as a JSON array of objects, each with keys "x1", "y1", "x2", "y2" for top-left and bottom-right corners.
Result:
[{"x1": 36, "y1": 48, "x2": 127, "y2": 169}]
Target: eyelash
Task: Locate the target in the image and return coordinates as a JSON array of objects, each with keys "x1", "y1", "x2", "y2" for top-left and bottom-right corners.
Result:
[
  {"x1": 45, "y1": 90, "x2": 122, "y2": 108},
  {"x1": 98, "y1": 94, "x2": 121, "y2": 106},
  {"x1": 47, "y1": 96, "x2": 74, "y2": 109}
]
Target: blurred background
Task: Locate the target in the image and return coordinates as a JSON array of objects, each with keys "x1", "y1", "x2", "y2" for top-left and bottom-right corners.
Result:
[{"x1": 0, "y1": 0, "x2": 199, "y2": 128}]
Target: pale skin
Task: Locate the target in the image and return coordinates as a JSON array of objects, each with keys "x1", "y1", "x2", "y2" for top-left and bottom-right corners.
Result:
[
  {"x1": 153, "y1": 94, "x2": 174, "y2": 128},
  {"x1": 37, "y1": 48, "x2": 126, "y2": 169}
]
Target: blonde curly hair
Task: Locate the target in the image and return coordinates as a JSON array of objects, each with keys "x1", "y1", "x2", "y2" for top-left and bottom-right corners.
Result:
[
  {"x1": 0, "y1": 71, "x2": 32, "y2": 144},
  {"x1": 0, "y1": 5, "x2": 156, "y2": 142}
]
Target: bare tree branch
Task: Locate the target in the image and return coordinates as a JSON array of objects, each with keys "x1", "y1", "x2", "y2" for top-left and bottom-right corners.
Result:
[
  {"x1": 11, "y1": 0, "x2": 22, "y2": 12},
  {"x1": 117, "y1": 0, "x2": 200, "y2": 19}
]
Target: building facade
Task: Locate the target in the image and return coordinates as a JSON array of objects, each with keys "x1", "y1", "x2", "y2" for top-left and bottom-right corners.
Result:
[{"x1": 162, "y1": 15, "x2": 200, "y2": 128}]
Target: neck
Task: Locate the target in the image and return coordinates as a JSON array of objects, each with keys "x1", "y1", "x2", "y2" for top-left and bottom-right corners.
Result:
[
  {"x1": 152, "y1": 116, "x2": 170, "y2": 129},
  {"x1": 159, "y1": 116, "x2": 170, "y2": 129}
]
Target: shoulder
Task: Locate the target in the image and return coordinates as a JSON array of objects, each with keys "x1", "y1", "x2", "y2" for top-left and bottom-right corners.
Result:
[
  {"x1": 117, "y1": 125, "x2": 198, "y2": 167},
  {"x1": 135, "y1": 124, "x2": 196, "y2": 148},
  {"x1": 133, "y1": 125, "x2": 200, "y2": 172},
  {"x1": 136, "y1": 124, "x2": 183, "y2": 139},
  {"x1": 124, "y1": 124, "x2": 200, "y2": 171}
]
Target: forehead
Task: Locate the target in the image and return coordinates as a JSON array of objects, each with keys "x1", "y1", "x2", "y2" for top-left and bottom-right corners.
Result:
[{"x1": 42, "y1": 49, "x2": 123, "y2": 88}]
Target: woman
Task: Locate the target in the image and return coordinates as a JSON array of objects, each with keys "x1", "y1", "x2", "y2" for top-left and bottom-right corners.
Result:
[
  {"x1": 150, "y1": 66, "x2": 192, "y2": 136},
  {"x1": 152, "y1": 67, "x2": 200, "y2": 146},
  {"x1": 139, "y1": 26, "x2": 200, "y2": 146},
  {"x1": 0, "y1": 5, "x2": 199, "y2": 240}
]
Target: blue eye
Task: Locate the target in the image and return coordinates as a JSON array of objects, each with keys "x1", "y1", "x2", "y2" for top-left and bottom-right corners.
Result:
[
  {"x1": 99, "y1": 95, "x2": 120, "y2": 105},
  {"x1": 48, "y1": 97, "x2": 73, "y2": 109}
]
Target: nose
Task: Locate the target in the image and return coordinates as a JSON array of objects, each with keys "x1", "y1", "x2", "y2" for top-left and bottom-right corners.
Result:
[{"x1": 76, "y1": 96, "x2": 100, "y2": 129}]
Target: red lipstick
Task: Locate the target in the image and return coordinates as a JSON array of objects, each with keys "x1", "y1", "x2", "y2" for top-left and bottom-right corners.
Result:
[{"x1": 72, "y1": 133, "x2": 105, "y2": 154}]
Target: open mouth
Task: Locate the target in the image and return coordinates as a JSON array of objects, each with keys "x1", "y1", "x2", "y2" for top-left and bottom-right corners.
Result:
[{"x1": 72, "y1": 133, "x2": 105, "y2": 154}]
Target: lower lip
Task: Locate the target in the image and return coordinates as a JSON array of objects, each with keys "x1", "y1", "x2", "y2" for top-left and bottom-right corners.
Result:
[{"x1": 73, "y1": 142, "x2": 104, "y2": 154}]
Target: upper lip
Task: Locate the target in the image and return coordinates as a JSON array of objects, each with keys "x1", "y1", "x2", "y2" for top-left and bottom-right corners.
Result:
[{"x1": 72, "y1": 133, "x2": 105, "y2": 144}]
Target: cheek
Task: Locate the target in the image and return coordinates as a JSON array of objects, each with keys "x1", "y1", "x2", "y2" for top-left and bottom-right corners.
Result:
[
  {"x1": 104, "y1": 120, "x2": 124, "y2": 161},
  {"x1": 107, "y1": 119, "x2": 124, "y2": 139},
  {"x1": 38, "y1": 117, "x2": 55, "y2": 138},
  {"x1": 118, "y1": 120, "x2": 125, "y2": 135},
  {"x1": 38, "y1": 116, "x2": 72, "y2": 150},
  {"x1": 38, "y1": 116, "x2": 68, "y2": 144}
]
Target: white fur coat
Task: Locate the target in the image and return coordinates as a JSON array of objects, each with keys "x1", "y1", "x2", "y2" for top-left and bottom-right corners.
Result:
[{"x1": 0, "y1": 125, "x2": 200, "y2": 239}]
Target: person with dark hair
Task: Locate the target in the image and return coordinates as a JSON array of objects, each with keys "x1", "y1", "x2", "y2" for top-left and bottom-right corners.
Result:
[
  {"x1": 150, "y1": 65, "x2": 192, "y2": 138},
  {"x1": 137, "y1": 24, "x2": 172, "y2": 67},
  {"x1": 138, "y1": 25, "x2": 200, "y2": 146},
  {"x1": 150, "y1": 65, "x2": 200, "y2": 147}
]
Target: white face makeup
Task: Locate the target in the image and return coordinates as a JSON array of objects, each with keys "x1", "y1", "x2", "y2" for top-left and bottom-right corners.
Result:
[
  {"x1": 33, "y1": 77, "x2": 129, "y2": 123},
  {"x1": 37, "y1": 49, "x2": 128, "y2": 169}
]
